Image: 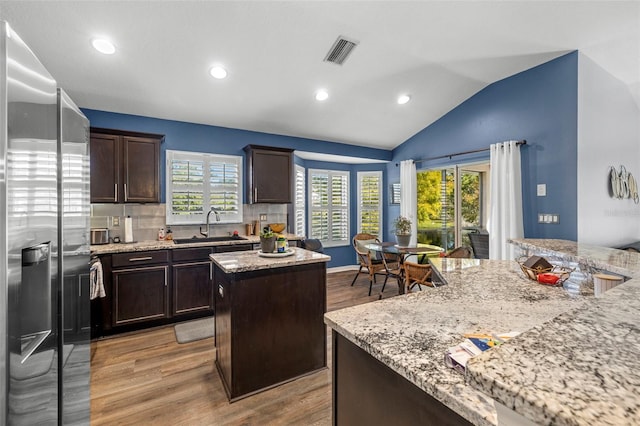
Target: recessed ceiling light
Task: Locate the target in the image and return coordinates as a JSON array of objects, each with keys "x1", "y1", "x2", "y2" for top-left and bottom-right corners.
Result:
[
  {"x1": 92, "y1": 38, "x2": 116, "y2": 55},
  {"x1": 397, "y1": 94, "x2": 411, "y2": 105},
  {"x1": 209, "y1": 66, "x2": 228, "y2": 79},
  {"x1": 315, "y1": 90, "x2": 329, "y2": 101}
]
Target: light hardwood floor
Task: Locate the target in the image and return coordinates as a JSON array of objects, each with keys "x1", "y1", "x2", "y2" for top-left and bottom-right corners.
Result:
[{"x1": 90, "y1": 269, "x2": 401, "y2": 425}]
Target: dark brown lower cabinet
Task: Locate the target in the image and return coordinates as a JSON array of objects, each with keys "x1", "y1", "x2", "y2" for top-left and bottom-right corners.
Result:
[
  {"x1": 92, "y1": 244, "x2": 271, "y2": 338},
  {"x1": 113, "y1": 265, "x2": 169, "y2": 325},
  {"x1": 332, "y1": 331, "x2": 472, "y2": 426},
  {"x1": 172, "y1": 263, "x2": 212, "y2": 314},
  {"x1": 214, "y1": 261, "x2": 327, "y2": 401}
]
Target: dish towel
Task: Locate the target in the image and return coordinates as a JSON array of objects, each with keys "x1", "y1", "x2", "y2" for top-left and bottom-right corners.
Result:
[{"x1": 90, "y1": 258, "x2": 106, "y2": 300}]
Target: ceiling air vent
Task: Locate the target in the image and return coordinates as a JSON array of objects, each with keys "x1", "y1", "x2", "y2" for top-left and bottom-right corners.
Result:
[{"x1": 323, "y1": 36, "x2": 358, "y2": 65}]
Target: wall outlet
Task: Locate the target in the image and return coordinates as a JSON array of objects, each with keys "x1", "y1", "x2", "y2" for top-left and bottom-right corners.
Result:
[
  {"x1": 260, "y1": 214, "x2": 267, "y2": 221},
  {"x1": 112, "y1": 216, "x2": 120, "y2": 227},
  {"x1": 538, "y1": 213, "x2": 559, "y2": 224}
]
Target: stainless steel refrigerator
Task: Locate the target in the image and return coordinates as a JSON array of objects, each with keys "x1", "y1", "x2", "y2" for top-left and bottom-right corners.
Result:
[{"x1": 1, "y1": 21, "x2": 91, "y2": 424}]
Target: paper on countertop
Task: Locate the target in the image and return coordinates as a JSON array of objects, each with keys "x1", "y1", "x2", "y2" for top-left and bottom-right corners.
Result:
[{"x1": 444, "y1": 332, "x2": 520, "y2": 374}]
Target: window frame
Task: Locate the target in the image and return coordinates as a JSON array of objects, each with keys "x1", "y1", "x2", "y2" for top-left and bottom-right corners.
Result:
[
  {"x1": 165, "y1": 149, "x2": 243, "y2": 225},
  {"x1": 356, "y1": 171, "x2": 383, "y2": 237},
  {"x1": 308, "y1": 168, "x2": 350, "y2": 248}
]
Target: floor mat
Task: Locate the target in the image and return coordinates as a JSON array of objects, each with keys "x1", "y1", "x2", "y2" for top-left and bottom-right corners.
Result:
[{"x1": 174, "y1": 317, "x2": 215, "y2": 344}]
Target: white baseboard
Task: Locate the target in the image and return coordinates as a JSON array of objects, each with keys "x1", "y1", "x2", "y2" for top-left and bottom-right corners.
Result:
[{"x1": 328, "y1": 265, "x2": 359, "y2": 273}]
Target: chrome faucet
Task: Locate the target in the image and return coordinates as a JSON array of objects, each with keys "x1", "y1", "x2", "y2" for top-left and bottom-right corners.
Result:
[{"x1": 200, "y1": 208, "x2": 220, "y2": 237}]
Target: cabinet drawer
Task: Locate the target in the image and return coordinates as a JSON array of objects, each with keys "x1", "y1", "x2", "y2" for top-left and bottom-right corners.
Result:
[
  {"x1": 172, "y1": 247, "x2": 213, "y2": 262},
  {"x1": 112, "y1": 250, "x2": 169, "y2": 268},
  {"x1": 215, "y1": 244, "x2": 252, "y2": 253}
]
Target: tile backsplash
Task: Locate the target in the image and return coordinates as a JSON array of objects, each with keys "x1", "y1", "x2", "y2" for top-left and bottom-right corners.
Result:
[{"x1": 91, "y1": 203, "x2": 289, "y2": 242}]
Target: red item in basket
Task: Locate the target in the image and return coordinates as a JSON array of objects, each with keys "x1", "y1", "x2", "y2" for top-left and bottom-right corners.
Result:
[{"x1": 537, "y1": 273, "x2": 560, "y2": 285}]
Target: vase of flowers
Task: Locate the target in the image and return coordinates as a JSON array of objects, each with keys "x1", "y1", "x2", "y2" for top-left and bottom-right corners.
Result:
[
  {"x1": 393, "y1": 215, "x2": 412, "y2": 247},
  {"x1": 260, "y1": 227, "x2": 276, "y2": 253}
]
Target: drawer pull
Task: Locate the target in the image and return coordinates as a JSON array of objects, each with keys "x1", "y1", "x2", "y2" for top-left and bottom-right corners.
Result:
[{"x1": 129, "y1": 256, "x2": 153, "y2": 262}]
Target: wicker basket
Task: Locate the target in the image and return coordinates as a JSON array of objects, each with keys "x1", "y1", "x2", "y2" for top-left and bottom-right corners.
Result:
[{"x1": 517, "y1": 256, "x2": 573, "y2": 286}]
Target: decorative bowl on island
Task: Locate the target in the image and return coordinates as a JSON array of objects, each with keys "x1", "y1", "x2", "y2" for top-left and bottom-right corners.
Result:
[{"x1": 268, "y1": 223, "x2": 286, "y2": 233}]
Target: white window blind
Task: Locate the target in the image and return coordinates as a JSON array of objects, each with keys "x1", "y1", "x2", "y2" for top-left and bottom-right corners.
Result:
[
  {"x1": 166, "y1": 150, "x2": 243, "y2": 224},
  {"x1": 294, "y1": 165, "x2": 306, "y2": 237},
  {"x1": 357, "y1": 171, "x2": 382, "y2": 236},
  {"x1": 309, "y1": 169, "x2": 349, "y2": 247}
]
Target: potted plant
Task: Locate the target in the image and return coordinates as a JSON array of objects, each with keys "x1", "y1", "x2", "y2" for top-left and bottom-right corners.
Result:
[
  {"x1": 260, "y1": 227, "x2": 276, "y2": 253},
  {"x1": 393, "y1": 215, "x2": 412, "y2": 247}
]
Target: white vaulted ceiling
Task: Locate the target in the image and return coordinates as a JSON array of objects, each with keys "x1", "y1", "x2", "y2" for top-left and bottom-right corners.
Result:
[{"x1": 1, "y1": 1, "x2": 638, "y2": 150}]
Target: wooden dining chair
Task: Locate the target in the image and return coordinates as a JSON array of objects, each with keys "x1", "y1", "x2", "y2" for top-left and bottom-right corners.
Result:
[
  {"x1": 403, "y1": 261, "x2": 433, "y2": 293},
  {"x1": 351, "y1": 233, "x2": 387, "y2": 296}
]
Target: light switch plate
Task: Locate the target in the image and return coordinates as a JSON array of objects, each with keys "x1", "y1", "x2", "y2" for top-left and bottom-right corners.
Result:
[
  {"x1": 537, "y1": 184, "x2": 546, "y2": 197},
  {"x1": 260, "y1": 214, "x2": 267, "y2": 221},
  {"x1": 112, "y1": 216, "x2": 120, "y2": 227}
]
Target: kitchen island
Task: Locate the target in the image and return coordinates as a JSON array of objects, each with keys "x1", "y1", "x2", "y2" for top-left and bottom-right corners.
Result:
[
  {"x1": 325, "y1": 240, "x2": 640, "y2": 425},
  {"x1": 210, "y1": 247, "x2": 330, "y2": 401},
  {"x1": 325, "y1": 257, "x2": 588, "y2": 425}
]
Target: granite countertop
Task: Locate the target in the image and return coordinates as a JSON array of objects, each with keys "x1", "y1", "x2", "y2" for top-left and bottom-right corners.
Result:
[
  {"x1": 210, "y1": 247, "x2": 330, "y2": 273},
  {"x1": 510, "y1": 238, "x2": 640, "y2": 278},
  {"x1": 90, "y1": 233, "x2": 303, "y2": 255},
  {"x1": 464, "y1": 239, "x2": 640, "y2": 425},
  {"x1": 324, "y1": 258, "x2": 589, "y2": 425},
  {"x1": 466, "y1": 280, "x2": 640, "y2": 425}
]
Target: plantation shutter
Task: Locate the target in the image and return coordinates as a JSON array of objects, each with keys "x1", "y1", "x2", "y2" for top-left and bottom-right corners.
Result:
[
  {"x1": 294, "y1": 165, "x2": 306, "y2": 237},
  {"x1": 209, "y1": 159, "x2": 240, "y2": 220},
  {"x1": 309, "y1": 169, "x2": 349, "y2": 246},
  {"x1": 357, "y1": 171, "x2": 382, "y2": 236},
  {"x1": 331, "y1": 173, "x2": 349, "y2": 243},
  {"x1": 166, "y1": 150, "x2": 243, "y2": 224}
]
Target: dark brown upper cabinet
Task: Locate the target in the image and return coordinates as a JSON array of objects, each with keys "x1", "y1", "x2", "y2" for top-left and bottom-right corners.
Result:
[
  {"x1": 244, "y1": 145, "x2": 294, "y2": 204},
  {"x1": 90, "y1": 128, "x2": 163, "y2": 203}
]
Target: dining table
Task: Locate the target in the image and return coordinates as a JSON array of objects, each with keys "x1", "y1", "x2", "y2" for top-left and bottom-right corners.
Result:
[{"x1": 364, "y1": 242, "x2": 445, "y2": 296}]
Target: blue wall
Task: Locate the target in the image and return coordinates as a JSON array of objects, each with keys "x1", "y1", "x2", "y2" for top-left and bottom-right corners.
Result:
[
  {"x1": 387, "y1": 52, "x2": 578, "y2": 242},
  {"x1": 83, "y1": 109, "x2": 389, "y2": 267},
  {"x1": 84, "y1": 51, "x2": 579, "y2": 266}
]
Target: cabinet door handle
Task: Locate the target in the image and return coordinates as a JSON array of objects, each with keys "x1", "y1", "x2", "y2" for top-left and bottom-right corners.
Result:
[
  {"x1": 254, "y1": 187, "x2": 257, "y2": 201},
  {"x1": 124, "y1": 183, "x2": 128, "y2": 202},
  {"x1": 128, "y1": 256, "x2": 153, "y2": 262},
  {"x1": 114, "y1": 183, "x2": 118, "y2": 202},
  {"x1": 209, "y1": 263, "x2": 213, "y2": 281}
]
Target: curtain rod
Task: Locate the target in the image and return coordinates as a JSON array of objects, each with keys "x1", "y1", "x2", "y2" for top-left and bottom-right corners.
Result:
[{"x1": 397, "y1": 139, "x2": 527, "y2": 166}]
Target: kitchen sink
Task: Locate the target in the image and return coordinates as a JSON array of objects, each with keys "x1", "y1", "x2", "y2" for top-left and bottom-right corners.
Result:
[{"x1": 173, "y1": 236, "x2": 248, "y2": 244}]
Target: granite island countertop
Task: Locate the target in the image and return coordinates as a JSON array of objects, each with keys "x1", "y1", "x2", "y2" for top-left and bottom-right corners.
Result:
[
  {"x1": 90, "y1": 233, "x2": 304, "y2": 255},
  {"x1": 210, "y1": 247, "x2": 330, "y2": 273},
  {"x1": 464, "y1": 239, "x2": 640, "y2": 425},
  {"x1": 324, "y1": 258, "x2": 589, "y2": 425}
]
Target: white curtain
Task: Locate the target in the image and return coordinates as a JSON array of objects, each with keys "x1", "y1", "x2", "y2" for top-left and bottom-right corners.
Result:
[
  {"x1": 400, "y1": 159, "x2": 417, "y2": 246},
  {"x1": 488, "y1": 141, "x2": 524, "y2": 260}
]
